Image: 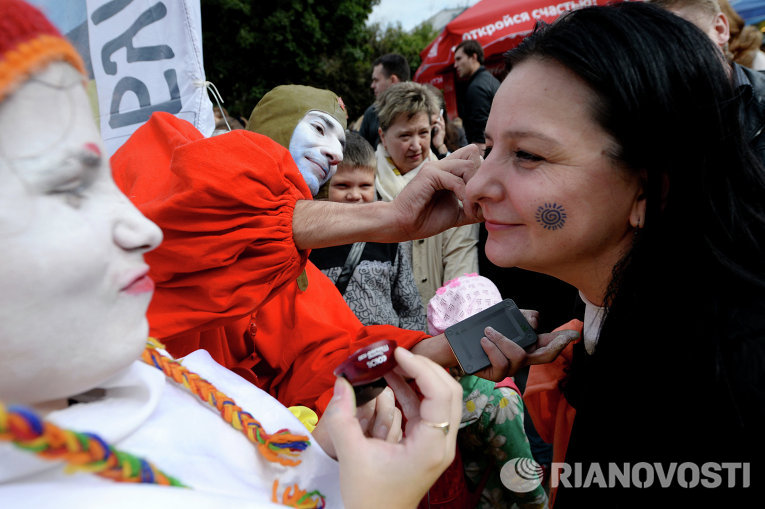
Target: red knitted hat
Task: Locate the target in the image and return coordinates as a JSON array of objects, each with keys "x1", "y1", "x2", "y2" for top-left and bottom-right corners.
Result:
[{"x1": 0, "y1": 0, "x2": 85, "y2": 102}]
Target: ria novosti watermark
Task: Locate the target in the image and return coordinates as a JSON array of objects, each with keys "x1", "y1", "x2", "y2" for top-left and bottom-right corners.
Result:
[
  {"x1": 499, "y1": 457, "x2": 751, "y2": 493},
  {"x1": 551, "y1": 462, "x2": 750, "y2": 489}
]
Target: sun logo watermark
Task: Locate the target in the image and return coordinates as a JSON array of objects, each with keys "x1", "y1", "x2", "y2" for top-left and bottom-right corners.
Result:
[{"x1": 500, "y1": 457, "x2": 544, "y2": 492}]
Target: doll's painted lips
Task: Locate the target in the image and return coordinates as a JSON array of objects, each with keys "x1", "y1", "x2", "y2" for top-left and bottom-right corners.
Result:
[{"x1": 122, "y1": 272, "x2": 154, "y2": 294}]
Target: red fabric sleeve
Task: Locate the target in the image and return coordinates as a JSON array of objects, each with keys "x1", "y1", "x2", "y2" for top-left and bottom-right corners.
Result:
[
  {"x1": 111, "y1": 112, "x2": 428, "y2": 415},
  {"x1": 111, "y1": 112, "x2": 312, "y2": 345},
  {"x1": 250, "y1": 262, "x2": 429, "y2": 415},
  {"x1": 522, "y1": 318, "x2": 582, "y2": 507}
]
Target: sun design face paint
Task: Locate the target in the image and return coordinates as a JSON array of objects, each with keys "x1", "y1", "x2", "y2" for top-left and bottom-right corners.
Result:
[{"x1": 535, "y1": 202, "x2": 567, "y2": 230}]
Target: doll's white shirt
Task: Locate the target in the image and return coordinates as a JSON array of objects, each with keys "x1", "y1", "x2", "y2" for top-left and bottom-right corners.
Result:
[{"x1": 0, "y1": 350, "x2": 343, "y2": 508}]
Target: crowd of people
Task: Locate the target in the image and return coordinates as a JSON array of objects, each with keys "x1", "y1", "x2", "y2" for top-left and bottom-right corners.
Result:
[{"x1": 1, "y1": 0, "x2": 763, "y2": 507}]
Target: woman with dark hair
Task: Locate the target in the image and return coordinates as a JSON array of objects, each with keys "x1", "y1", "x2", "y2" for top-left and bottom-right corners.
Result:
[{"x1": 466, "y1": 2, "x2": 765, "y2": 506}]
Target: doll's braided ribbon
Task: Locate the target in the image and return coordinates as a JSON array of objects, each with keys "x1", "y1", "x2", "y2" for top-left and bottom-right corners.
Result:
[
  {"x1": 0, "y1": 401, "x2": 185, "y2": 486},
  {"x1": 141, "y1": 338, "x2": 310, "y2": 467},
  {"x1": 0, "y1": 341, "x2": 324, "y2": 507},
  {"x1": 273, "y1": 480, "x2": 327, "y2": 508}
]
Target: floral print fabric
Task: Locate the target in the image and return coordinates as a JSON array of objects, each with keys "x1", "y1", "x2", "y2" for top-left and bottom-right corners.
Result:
[{"x1": 458, "y1": 375, "x2": 548, "y2": 509}]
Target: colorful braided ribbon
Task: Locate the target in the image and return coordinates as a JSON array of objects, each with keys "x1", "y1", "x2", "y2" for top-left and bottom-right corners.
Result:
[
  {"x1": 273, "y1": 480, "x2": 326, "y2": 508},
  {"x1": 0, "y1": 339, "x2": 326, "y2": 508},
  {"x1": 141, "y1": 338, "x2": 311, "y2": 467},
  {"x1": 0, "y1": 401, "x2": 185, "y2": 486}
]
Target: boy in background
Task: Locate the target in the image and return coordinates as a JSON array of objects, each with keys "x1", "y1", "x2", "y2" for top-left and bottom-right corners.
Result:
[{"x1": 310, "y1": 131, "x2": 426, "y2": 331}]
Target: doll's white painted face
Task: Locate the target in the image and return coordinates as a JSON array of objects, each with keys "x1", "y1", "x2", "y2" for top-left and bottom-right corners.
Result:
[
  {"x1": 0, "y1": 62, "x2": 163, "y2": 408},
  {"x1": 288, "y1": 110, "x2": 345, "y2": 196}
]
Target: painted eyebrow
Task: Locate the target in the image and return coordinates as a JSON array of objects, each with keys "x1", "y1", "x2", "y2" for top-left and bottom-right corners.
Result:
[
  {"x1": 78, "y1": 146, "x2": 102, "y2": 167},
  {"x1": 313, "y1": 112, "x2": 346, "y2": 149},
  {"x1": 36, "y1": 145, "x2": 101, "y2": 177},
  {"x1": 314, "y1": 112, "x2": 340, "y2": 129}
]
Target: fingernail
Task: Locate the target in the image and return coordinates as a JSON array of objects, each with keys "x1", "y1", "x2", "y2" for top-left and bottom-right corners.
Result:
[
  {"x1": 332, "y1": 376, "x2": 347, "y2": 401},
  {"x1": 485, "y1": 326, "x2": 496, "y2": 335}
]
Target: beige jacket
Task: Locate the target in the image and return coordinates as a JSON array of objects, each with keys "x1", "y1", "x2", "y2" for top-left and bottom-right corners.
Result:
[{"x1": 411, "y1": 224, "x2": 480, "y2": 309}]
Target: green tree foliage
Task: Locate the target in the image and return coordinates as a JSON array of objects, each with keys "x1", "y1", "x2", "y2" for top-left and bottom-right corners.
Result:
[
  {"x1": 200, "y1": 0, "x2": 439, "y2": 125},
  {"x1": 365, "y1": 21, "x2": 439, "y2": 81},
  {"x1": 349, "y1": 21, "x2": 439, "y2": 125},
  {"x1": 201, "y1": 0, "x2": 379, "y2": 122}
]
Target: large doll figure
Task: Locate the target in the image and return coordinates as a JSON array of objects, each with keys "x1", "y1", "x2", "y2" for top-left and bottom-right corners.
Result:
[{"x1": 0, "y1": 1, "x2": 464, "y2": 507}]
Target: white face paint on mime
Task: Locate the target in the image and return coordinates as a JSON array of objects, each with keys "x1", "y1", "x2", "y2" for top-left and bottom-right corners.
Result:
[
  {"x1": 288, "y1": 110, "x2": 346, "y2": 196},
  {"x1": 0, "y1": 62, "x2": 163, "y2": 410}
]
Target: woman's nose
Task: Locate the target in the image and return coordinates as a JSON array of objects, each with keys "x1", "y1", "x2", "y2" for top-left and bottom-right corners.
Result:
[
  {"x1": 466, "y1": 159, "x2": 503, "y2": 204},
  {"x1": 113, "y1": 192, "x2": 163, "y2": 253}
]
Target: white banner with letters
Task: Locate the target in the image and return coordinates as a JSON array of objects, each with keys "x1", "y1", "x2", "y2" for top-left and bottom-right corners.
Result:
[
  {"x1": 31, "y1": 0, "x2": 215, "y2": 155},
  {"x1": 85, "y1": 0, "x2": 214, "y2": 155}
]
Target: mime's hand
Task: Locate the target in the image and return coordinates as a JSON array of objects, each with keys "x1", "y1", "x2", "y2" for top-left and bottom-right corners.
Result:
[{"x1": 392, "y1": 145, "x2": 483, "y2": 240}]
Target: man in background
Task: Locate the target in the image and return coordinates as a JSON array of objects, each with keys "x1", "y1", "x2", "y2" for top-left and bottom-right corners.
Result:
[
  {"x1": 358, "y1": 53, "x2": 410, "y2": 148},
  {"x1": 453, "y1": 40, "x2": 499, "y2": 152},
  {"x1": 650, "y1": 0, "x2": 765, "y2": 163}
]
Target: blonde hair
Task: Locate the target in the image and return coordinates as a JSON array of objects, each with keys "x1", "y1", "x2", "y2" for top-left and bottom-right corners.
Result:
[{"x1": 375, "y1": 82, "x2": 440, "y2": 133}]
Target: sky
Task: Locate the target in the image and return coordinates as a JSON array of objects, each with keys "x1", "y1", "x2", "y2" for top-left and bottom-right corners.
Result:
[{"x1": 368, "y1": 0, "x2": 482, "y2": 31}]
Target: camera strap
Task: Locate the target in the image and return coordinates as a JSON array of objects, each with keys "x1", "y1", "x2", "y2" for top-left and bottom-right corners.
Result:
[{"x1": 335, "y1": 242, "x2": 365, "y2": 296}]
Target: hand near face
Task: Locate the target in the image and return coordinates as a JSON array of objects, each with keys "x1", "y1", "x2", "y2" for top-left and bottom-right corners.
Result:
[
  {"x1": 475, "y1": 327, "x2": 580, "y2": 381},
  {"x1": 392, "y1": 144, "x2": 483, "y2": 240},
  {"x1": 321, "y1": 348, "x2": 462, "y2": 509}
]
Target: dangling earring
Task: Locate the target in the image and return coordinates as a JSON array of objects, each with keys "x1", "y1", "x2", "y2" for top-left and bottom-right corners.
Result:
[{"x1": 634, "y1": 217, "x2": 642, "y2": 235}]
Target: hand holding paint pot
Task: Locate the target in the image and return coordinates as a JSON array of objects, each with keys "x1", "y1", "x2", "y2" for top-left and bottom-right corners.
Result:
[
  {"x1": 323, "y1": 347, "x2": 462, "y2": 509},
  {"x1": 334, "y1": 339, "x2": 397, "y2": 405}
]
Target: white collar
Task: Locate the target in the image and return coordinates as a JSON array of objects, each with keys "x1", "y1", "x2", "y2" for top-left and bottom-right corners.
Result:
[
  {"x1": 0, "y1": 361, "x2": 164, "y2": 483},
  {"x1": 579, "y1": 291, "x2": 606, "y2": 355}
]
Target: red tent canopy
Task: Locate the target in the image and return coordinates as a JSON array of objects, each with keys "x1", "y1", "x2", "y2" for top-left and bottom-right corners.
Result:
[{"x1": 415, "y1": 0, "x2": 618, "y2": 119}]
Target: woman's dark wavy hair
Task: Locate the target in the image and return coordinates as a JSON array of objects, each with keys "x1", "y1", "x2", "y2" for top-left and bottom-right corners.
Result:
[
  {"x1": 505, "y1": 2, "x2": 765, "y2": 412},
  {"x1": 507, "y1": 2, "x2": 764, "y2": 292}
]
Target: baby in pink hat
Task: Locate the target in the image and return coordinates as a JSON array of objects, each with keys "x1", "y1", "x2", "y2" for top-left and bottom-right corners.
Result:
[
  {"x1": 428, "y1": 273, "x2": 548, "y2": 508},
  {"x1": 428, "y1": 272, "x2": 503, "y2": 337}
]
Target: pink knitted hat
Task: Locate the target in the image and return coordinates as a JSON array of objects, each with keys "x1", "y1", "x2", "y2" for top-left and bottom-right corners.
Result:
[{"x1": 427, "y1": 273, "x2": 502, "y2": 335}]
